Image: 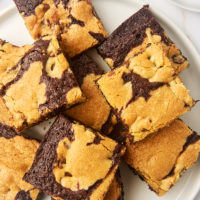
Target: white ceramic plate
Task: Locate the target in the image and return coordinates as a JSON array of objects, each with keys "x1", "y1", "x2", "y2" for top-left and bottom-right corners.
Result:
[
  {"x1": 0, "y1": 0, "x2": 200, "y2": 200},
  {"x1": 168, "y1": 0, "x2": 200, "y2": 12}
]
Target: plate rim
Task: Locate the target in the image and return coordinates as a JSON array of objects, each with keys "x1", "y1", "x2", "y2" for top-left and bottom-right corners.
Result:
[
  {"x1": 168, "y1": 0, "x2": 200, "y2": 13},
  {"x1": 0, "y1": 2, "x2": 200, "y2": 200}
]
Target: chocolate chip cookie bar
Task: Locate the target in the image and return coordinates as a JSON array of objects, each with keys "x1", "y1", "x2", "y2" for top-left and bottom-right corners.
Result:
[
  {"x1": 97, "y1": 66, "x2": 194, "y2": 142},
  {"x1": 24, "y1": 115, "x2": 125, "y2": 200},
  {"x1": 0, "y1": 127, "x2": 39, "y2": 200},
  {"x1": 0, "y1": 37, "x2": 84, "y2": 133},
  {"x1": 14, "y1": 0, "x2": 108, "y2": 58},
  {"x1": 97, "y1": 6, "x2": 188, "y2": 81},
  {"x1": 124, "y1": 119, "x2": 200, "y2": 196},
  {"x1": 104, "y1": 170, "x2": 124, "y2": 200},
  {"x1": 66, "y1": 54, "x2": 117, "y2": 135}
]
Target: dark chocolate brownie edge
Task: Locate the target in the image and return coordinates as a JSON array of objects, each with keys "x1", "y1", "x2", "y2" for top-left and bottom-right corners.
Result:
[
  {"x1": 89, "y1": 32, "x2": 106, "y2": 43},
  {"x1": 181, "y1": 131, "x2": 200, "y2": 153},
  {"x1": 15, "y1": 190, "x2": 32, "y2": 200},
  {"x1": 0, "y1": 122, "x2": 18, "y2": 139},
  {"x1": 13, "y1": 0, "x2": 44, "y2": 17},
  {"x1": 97, "y1": 5, "x2": 172, "y2": 68},
  {"x1": 101, "y1": 109, "x2": 116, "y2": 135},
  {"x1": 24, "y1": 115, "x2": 124, "y2": 200},
  {"x1": 13, "y1": 0, "x2": 70, "y2": 17},
  {"x1": 69, "y1": 53, "x2": 104, "y2": 86}
]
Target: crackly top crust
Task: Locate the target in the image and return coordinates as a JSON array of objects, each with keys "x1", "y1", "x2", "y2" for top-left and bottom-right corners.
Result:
[
  {"x1": 14, "y1": 0, "x2": 108, "y2": 58},
  {"x1": 97, "y1": 65, "x2": 194, "y2": 142},
  {"x1": 104, "y1": 170, "x2": 124, "y2": 200},
  {"x1": 124, "y1": 119, "x2": 200, "y2": 196},
  {"x1": 66, "y1": 54, "x2": 117, "y2": 135},
  {"x1": 97, "y1": 5, "x2": 188, "y2": 74},
  {"x1": 24, "y1": 115, "x2": 125, "y2": 200},
  {"x1": 0, "y1": 37, "x2": 83, "y2": 133},
  {"x1": 0, "y1": 133, "x2": 39, "y2": 200}
]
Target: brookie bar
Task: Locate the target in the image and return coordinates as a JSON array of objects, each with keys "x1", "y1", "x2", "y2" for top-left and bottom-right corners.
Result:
[
  {"x1": 97, "y1": 65, "x2": 194, "y2": 142},
  {"x1": 97, "y1": 5, "x2": 188, "y2": 83},
  {"x1": 0, "y1": 37, "x2": 83, "y2": 133},
  {"x1": 14, "y1": 0, "x2": 108, "y2": 58},
  {"x1": 24, "y1": 115, "x2": 125, "y2": 200},
  {"x1": 124, "y1": 119, "x2": 200, "y2": 196}
]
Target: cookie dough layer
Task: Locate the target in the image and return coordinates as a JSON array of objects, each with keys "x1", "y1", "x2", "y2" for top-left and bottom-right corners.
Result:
[
  {"x1": 104, "y1": 170, "x2": 124, "y2": 200},
  {"x1": 14, "y1": 0, "x2": 108, "y2": 58},
  {"x1": 97, "y1": 5, "x2": 188, "y2": 80},
  {"x1": 24, "y1": 115, "x2": 125, "y2": 200},
  {"x1": 97, "y1": 66, "x2": 194, "y2": 142},
  {"x1": 0, "y1": 132, "x2": 39, "y2": 200},
  {"x1": 0, "y1": 37, "x2": 83, "y2": 133},
  {"x1": 66, "y1": 54, "x2": 117, "y2": 135},
  {"x1": 124, "y1": 120, "x2": 200, "y2": 196}
]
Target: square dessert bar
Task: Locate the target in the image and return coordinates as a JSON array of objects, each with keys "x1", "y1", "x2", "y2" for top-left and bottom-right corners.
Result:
[
  {"x1": 24, "y1": 115, "x2": 125, "y2": 200},
  {"x1": 0, "y1": 125, "x2": 39, "y2": 200},
  {"x1": 97, "y1": 65, "x2": 194, "y2": 142},
  {"x1": 124, "y1": 119, "x2": 200, "y2": 196},
  {"x1": 66, "y1": 54, "x2": 117, "y2": 135},
  {"x1": 0, "y1": 37, "x2": 83, "y2": 133},
  {"x1": 97, "y1": 6, "x2": 188, "y2": 81},
  {"x1": 14, "y1": 0, "x2": 108, "y2": 58}
]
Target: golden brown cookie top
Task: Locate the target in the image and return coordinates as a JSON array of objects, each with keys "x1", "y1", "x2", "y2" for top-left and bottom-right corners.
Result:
[
  {"x1": 0, "y1": 37, "x2": 83, "y2": 133},
  {"x1": 24, "y1": 115, "x2": 125, "y2": 200},
  {"x1": 97, "y1": 65, "x2": 194, "y2": 141},
  {"x1": 127, "y1": 40, "x2": 187, "y2": 83},
  {"x1": 0, "y1": 134, "x2": 39, "y2": 200},
  {"x1": 125, "y1": 119, "x2": 200, "y2": 196},
  {"x1": 66, "y1": 54, "x2": 117, "y2": 134},
  {"x1": 14, "y1": 0, "x2": 108, "y2": 57}
]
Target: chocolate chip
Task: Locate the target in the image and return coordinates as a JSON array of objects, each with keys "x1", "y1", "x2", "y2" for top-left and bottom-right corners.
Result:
[
  {"x1": 43, "y1": 4, "x2": 50, "y2": 12},
  {"x1": 172, "y1": 55, "x2": 185, "y2": 64}
]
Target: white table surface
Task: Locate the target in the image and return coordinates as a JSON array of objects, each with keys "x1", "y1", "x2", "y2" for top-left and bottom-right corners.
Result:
[{"x1": 0, "y1": 0, "x2": 199, "y2": 199}]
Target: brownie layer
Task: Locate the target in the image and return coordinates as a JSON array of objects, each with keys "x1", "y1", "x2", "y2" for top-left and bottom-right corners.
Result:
[
  {"x1": 0, "y1": 122, "x2": 18, "y2": 139},
  {"x1": 66, "y1": 54, "x2": 117, "y2": 135},
  {"x1": 124, "y1": 119, "x2": 200, "y2": 196},
  {"x1": 69, "y1": 54, "x2": 104, "y2": 86},
  {"x1": 24, "y1": 115, "x2": 125, "y2": 200}
]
